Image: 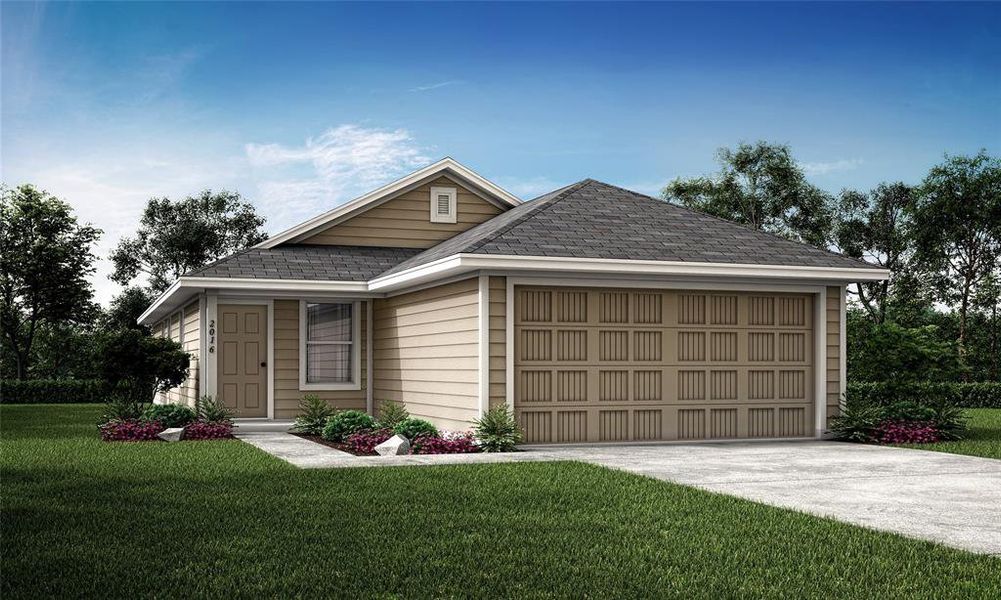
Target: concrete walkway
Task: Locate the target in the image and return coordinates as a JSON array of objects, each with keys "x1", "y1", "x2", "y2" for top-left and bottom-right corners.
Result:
[{"x1": 236, "y1": 432, "x2": 1001, "y2": 555}]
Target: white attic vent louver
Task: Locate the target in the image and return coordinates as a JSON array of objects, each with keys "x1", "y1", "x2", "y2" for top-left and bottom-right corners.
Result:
[{"x1": 429, "y1": 186, "x2": 457, "y2": 223}]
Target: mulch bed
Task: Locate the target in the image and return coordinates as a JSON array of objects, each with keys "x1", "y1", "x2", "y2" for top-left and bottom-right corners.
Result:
[{"x1": 291, "y1": 433, "x2": 375, "y2": 456}]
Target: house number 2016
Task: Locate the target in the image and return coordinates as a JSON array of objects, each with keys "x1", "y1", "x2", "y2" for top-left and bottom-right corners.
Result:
[{"x1": 208, "y1": 320, "x2": 216, "y2": 354}]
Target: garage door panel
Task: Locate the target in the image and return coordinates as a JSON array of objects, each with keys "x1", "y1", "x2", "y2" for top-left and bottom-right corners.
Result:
[{"x1": 515, "y1": 287, "x2": 816, "y2": 442}]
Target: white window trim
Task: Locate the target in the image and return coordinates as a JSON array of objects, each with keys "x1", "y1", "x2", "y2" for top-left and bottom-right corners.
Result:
[
  {"x1": 298, "y1": 299, "x2": 362, "y2": 391},
  {"x1": 429, "y1": 186, "x2": 457, "y2": 223}
]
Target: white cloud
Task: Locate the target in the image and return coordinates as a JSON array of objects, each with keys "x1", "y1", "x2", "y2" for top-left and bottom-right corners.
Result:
[
  {"x1": 800, "y1": 158, "x2": 864, "y2": 176},
  {"x1": 409, "y1": 80, "x2": 462, "y2": 92},
  {"x1": 245, "y1": 124, "x2": 429, "y2": 227}
]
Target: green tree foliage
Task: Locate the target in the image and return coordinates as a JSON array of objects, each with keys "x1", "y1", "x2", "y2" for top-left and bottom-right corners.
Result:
[
  {"x1": 846, "y1": 310, "x2": 962, "y2": 385},
  {"x1": 662, "y1": 141, "x2": 833, "y2": 247},
  {"x1": 0, "y1": 185, "x2": 101, "y2": 379},
  {"x1": 102, "y1": 286, "x2": 156, "y2": 332},
  {"x1": 111, "y1": 190, "x2": 268, "y2": 293},
  {"x1": 910, "y1": 151, "x2": 1001, "y2": 356},
  {"x1": 835, "y1": 183, "x2": 929, "y2": 323},
  {"x1": 92, "y1": 328, "x2": 189, "y2": 404}
]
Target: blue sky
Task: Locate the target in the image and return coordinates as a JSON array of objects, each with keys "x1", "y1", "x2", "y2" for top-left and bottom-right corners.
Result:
[{"x1": 3, "y1": 1, "x2": 999, "y2": 303}]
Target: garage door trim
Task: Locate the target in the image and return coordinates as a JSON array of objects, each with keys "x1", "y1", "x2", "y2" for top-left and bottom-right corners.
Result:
[{"x1": 504, "y1": 277, "x2": 828, "y2": 442}]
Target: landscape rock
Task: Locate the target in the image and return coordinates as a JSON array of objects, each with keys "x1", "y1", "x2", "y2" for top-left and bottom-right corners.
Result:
[
  {"x1": 375, "y1": 434, "x2": 410, "y2": 456},
  {"x1": 157, "y1": 427, "x2": 185, "y2": 442}
]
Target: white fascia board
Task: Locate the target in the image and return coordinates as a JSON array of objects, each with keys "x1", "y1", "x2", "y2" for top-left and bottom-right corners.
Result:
[
  {"x1": 138, "y1": 277, "x2": 370, "y2": 325},
  {"x1": 256, "y1": 158, "x2": 521, "y2": 249},
  {"x1": 368, "y1": 253, "x2": 891, "y2": 292}
]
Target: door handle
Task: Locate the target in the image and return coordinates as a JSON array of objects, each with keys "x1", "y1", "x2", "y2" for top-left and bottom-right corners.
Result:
[{"x1": 260, "y1": 361, "x2": 267, "y2": 367}]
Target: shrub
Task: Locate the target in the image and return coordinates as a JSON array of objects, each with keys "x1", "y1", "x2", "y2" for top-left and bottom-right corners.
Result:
[
  {"x1": 322, "y1": 410, "x2": 376, "y2": 442},
  {"x1": 412, "y1": 431, "x2": 479, "y2": 455},
  {"x1": 846, "y1": 381, "x2": 1001, "y2": 409},
  {"x1": 393, "y1": 418, "x2": 438, "y2": 441},
  {"x1": 183, "y1": 421, "x2": 233, "y2": 440},
  {"x1": 377, "y1": 400, "x2": 409, "y2": 430},
  {"x1": 100, "y1": 419, "x2": 165, "y2": 442},
  {"x1": 473, "y1": 407, "x2": 522, "y2": 452},
  {"x1": 196, "y1": 395, "x2": 235, "y2": 424},
  {"x1": 141, "y1": 403, "x2": 196, "y2": 428},
  {"x1": 291, "y1": 395, "x2": 335, "y2": 435},
  {"x1": 0, "y1": 379, "x2": 108, "y2": 404},
  {"x1": 93, "y1": 328, "x2": 190, "y2": 403},
  {"x1": 874, "y1": 421, "x2": 940, "y2": 445},
  {"x1": 829, "y1": 403, "x2": 884, "y2": 443},
  {"x1": 344, "y1": 429, "x2": 394, "y2": 454},
  {"x1": 928, "y1": 403, "x2": 967, "y2": 441}
]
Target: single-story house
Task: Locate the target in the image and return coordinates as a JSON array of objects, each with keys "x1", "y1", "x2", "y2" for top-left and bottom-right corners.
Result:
[{"x1": 139, "y1": 157, "x2": 888, "y2": 443}]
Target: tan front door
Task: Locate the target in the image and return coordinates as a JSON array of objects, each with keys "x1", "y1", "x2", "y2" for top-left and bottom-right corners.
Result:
[
  {"x1": 514, "y1": 287, "x2": 814, "y2": 443},
  {"x1": 218, "y1": 304, "x2": 268, "y2": 418}
]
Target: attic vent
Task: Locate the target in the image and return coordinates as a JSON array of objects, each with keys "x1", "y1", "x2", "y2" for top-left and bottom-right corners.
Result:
[{"x1": 429, "y1": 186, "x2": 457, "y2": 223}]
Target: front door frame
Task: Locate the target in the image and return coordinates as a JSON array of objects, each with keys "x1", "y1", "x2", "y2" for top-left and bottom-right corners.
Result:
[{"x1": 209, "y1": 297, "x2": 274, "y2": 419}]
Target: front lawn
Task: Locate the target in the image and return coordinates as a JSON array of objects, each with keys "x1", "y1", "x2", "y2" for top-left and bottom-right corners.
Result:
[
  {"x1": 2, "y1": 405, "x2": 999, "y2": 598},
  {"x1": 893, "y1": 408, "x2": 1001, "y2": 460}
]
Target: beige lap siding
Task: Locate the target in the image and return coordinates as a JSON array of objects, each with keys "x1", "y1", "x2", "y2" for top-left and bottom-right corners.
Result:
[
  {"x1": 179, "y1": 300, "x2": 200, "y2": 407},
  {"x1": 272, "y1": 299, "x2": 368, "y2": 419},
  {"x1": 488, "y1": 276, "x2": 507, "y2": 409},
  {"x1": 299, "y1": 176, "x2": 504, "y2": 248},
  {"x1": 373, "y1": 278, "x2": 480, "y2": 431},
  {"x1": 826, "y1": 286, "x2": 842, "y2": 429}
]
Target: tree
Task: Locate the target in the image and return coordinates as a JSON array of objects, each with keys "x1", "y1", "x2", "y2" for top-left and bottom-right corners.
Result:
[
  {"x1": 94, "y1": 328, "x2": 189, "y2": 406},
  {"x1": 910, "y1": 151, "x2": 1001, "y2": 357},
  {"x1": 0, "y1": 185, "x2": 101, "y2": 379},
  {"x1": 111, "y1": 190, "x2": 268, "y2": 293},
  {"x1": 102, "y1": 286, "x2": 156, "y2": 332},
  {"x1": 846, "y1": 312, "x2": 961, "y2": 384},
  {"x1": 662, "y1": 141, "x2": 833, "y2": 247},
  {"x1": 834, "y1": 182, "x2": 924, "y2": 323}
]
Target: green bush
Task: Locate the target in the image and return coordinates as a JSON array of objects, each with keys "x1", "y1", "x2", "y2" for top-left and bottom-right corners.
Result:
[
  {"x1": 141, "y1": 403, "x2": 196, "y2": 428},
  {"x1": 196, "y1": 395, "x2": 235, "y2": 424},
  {"x1": 322, "y1": 410, "x2": 376, "y2": 442},
  {"x1": 376, "y1": 400, "x2": 409, "y2": 430},
  {"x1": 0, "y1": 379, "x2": 108, "y2": 404},
  {"x1": 846, "y1": 381, "x2": 1001, "y2": 408},
  {"x1": 392, "y1": 418, "x2": 438, "y2": 441},
  {"x1": 829, "y1": 403, "x2": 884, "y2": 443},
  {"x1": 291, "y1": 395, "x2": 336, "y2": 435},
  {"x1": 473, "y1": 407, "x2": 522, "y2": 452}
]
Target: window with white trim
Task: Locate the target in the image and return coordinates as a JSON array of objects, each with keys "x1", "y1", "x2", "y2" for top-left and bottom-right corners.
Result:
[
  {"x1": 301, "y1": 301, "x2": 359, "y2": 387},
  {"x1": 429, "y1": 186, "x2": 457, "y2": 223}
]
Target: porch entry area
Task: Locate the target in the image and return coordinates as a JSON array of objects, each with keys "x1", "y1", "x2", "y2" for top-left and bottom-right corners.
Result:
[{"x1": 218, "y1": 304, "x2": 268, "y2": 418}]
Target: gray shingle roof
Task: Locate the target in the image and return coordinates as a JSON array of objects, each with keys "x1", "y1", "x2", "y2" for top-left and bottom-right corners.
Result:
[
  {"x1": 379, "y1": 179, "x2": 882, "y2": 277},
  {"x1": 185, "y1": 179, "x2": 879, "y2": 283},
  {"x1": 185, "y1": 245, "x2": 423, "y2": 281}
]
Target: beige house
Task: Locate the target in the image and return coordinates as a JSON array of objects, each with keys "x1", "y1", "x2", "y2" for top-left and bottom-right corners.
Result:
[{"x1": 140, "y1": 158, "x2": 887, "y2": 443}]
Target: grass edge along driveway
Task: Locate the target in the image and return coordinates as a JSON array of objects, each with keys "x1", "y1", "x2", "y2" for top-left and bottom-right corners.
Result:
[
  {"x1": 893, "y1": 408, "x2": 1001, "y2": 460},
  {"x1": 3, "y1": 404, "x2": 999, "y2": 599}
]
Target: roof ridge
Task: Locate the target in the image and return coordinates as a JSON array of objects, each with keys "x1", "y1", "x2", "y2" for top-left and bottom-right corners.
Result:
[
  {"x1": 463, "y1": 179, "x2": 594, "y2": 254},
  {"x1": 586, "y1": 179, "x2": 880, "y2": 270}
]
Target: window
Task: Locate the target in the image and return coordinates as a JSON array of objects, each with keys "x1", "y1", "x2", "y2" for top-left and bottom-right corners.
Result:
[
  {"x1": 429, "y1": 186, "x2": 457, "y2": 223},
  {"x1": 300, "y1": 301, "x2": 360, "y2": 389}
]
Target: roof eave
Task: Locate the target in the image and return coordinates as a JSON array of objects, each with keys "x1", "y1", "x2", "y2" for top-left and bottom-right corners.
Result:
[{"x1": 369, "y1": 254, "x2": 890, "y2": 292}]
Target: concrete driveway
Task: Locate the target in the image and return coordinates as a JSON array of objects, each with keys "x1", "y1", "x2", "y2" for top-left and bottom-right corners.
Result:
[{"x1": 544, "y1": 441, "x2": 1001, "y2": 555}]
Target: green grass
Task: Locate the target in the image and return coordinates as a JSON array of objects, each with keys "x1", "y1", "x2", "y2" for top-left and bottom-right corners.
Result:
[
  {"x1": 894, "y1": 408, "x2": 1001, "y2": 459},
  {"x1": 3, "y1": 405, "x2": 999, "y2": 599}
]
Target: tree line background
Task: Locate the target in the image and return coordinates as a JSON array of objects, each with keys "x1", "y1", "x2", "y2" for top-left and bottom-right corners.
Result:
[{"x1": 1, "y1": 143, "x2": 998, "y2": 397}]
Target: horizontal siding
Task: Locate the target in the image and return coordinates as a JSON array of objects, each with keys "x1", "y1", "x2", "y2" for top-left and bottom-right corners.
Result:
[
  {"x1": 179, "y1": 300, "x2": 200, "y2": 407},
  {"x1": 826, "y1": 286, "x2": 842, "y2": 429},
  {"x1": 273, "y1": 299, "x2": 368, "y2": 419},
  {"x1": 489, "y1": 276, "x2": 507, "y2": 409},
  {"x1": 300, "y1": 176, "x2": 503, "y2": 248},
  {"x1": 373, "y1": 278, "x2": 480, "y2": 430}
]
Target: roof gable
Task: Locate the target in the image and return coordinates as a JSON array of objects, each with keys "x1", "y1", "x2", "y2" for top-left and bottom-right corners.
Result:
[
  {"x1": 379, "y1": 179, "x2": 883, "y2": 276},
  {"x1": 296, "y1": 175, "x2": 505, "y2": 249},
  {"x1": 258, "y1": 157, "x2": 520, "y2": 249}
]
